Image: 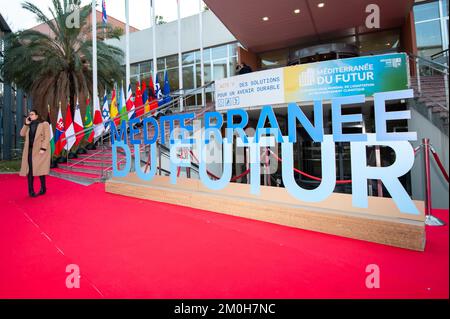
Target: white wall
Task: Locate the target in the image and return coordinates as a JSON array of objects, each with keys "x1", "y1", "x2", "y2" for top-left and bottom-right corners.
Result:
[
  {"x1": 106, "y1": 10, "x2": 236, "y2": 64},
  {"x1": 409, "y1": 108, "x2": 449, "y2": 209}
]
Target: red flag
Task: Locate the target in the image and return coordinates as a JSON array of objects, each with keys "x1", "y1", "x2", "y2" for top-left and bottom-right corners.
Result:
[
  {"x1": 149, "y1": 76, "x2": 156, "y2": 100},
  {"x1": 54, "y1": 104, "x2": 66, "y2": 156},
  {"x1": 73, "y1": 100, "x2": 85, "y2": 146},
  {"x1": 135, "y1": 81, "x2": 144, "y2": 118}
]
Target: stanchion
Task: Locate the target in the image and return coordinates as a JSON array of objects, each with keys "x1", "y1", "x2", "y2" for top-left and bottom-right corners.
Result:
[{"x1": 423, "y1": 138, "x2": 445, "y2": 226}]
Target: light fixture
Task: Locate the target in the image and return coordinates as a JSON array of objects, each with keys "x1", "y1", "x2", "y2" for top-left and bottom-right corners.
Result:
[
  {"x1": 294, "y1": 9, "x2": 301, "y2": 14},
  {"x1": 317, "y1": 2, "x2": 325, "y2": 8},
  {"x1": 386, "y1": 42, "x2": 391, "y2": 46},
  {"x1": 262, "y1": 16, "x2": 269, "y2": 21}
]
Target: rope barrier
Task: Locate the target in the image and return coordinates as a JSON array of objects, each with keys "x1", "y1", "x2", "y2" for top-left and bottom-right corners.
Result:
[
  {"x1": 430, "y1": 145, "x2": 449, "y2": 183},
  {"x1": 267, "y1": 149, "x2": 352, "y2": 184},
  {"x1": 141, "y1": 139, "x2": 446, "y2": 187}
]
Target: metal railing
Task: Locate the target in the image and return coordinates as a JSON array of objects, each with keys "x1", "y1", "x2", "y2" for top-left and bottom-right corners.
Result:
[{"x1": 407, "y1": 53, "x2": 449, "y2": 135}]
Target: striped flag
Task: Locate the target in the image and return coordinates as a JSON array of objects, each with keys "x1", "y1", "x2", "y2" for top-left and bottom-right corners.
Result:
[
  {"x1": 102, "y1": 91, "x2": 110, "y2": 131},
  {"x1": 110, "y1": 87, "x2": 119, "y2": 126},
  {"x1": 47, "y1": 105, "x2": 55, "y2": 156},
  {"x1": 102, "y1": 0, "x2": 108, "y2": 25},
  {"x1": 119, "y1": 84, "x2": 128, "y2": 124},
  {"x1": 54, "y1": 103, "x2": 66, "y2": 156}
]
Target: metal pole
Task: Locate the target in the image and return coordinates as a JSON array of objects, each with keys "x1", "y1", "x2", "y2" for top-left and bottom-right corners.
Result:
[
  {"x1": 151, "y1": 0, "x2": 157, "y2": 83},
  {"x1": 125, "y1": 0, "x2": 130, "y2": 91},
  {"x1": 177, "y1": 0, "x2": 184, "y2": 112},
  {"x1": 423, "y1": 138, "x2": 445, "y2": 226},
  {"x1": 416, "y1": 57, "x2": 421, "y2": 94},
  {"x1": 199, "y1": 0, "x2": 205, "y2": 107},
  {"x1": 92, "y1": 0, "x2": 98, "y2": 104},
  {"x1": 266, "y1": 147, "x2": 271, "y2": 186}
]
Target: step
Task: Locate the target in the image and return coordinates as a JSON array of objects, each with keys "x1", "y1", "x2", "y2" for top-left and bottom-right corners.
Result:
[
  {"x1": 57, "y1": 163, "x2": 112, "y2": 175},
  {"x1": 50, "y1": 167, "x2": 104, "y2": 185}
]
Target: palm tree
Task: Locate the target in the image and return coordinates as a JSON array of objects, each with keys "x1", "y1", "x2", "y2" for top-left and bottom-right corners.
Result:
[{"x1": 1, "y1": 0, "x2": 124, "y2": 117}]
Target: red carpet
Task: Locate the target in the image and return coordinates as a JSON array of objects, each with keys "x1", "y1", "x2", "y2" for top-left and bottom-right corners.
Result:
[{"x1": 0, "y1": 173, "x2": 448, "y2": 299}]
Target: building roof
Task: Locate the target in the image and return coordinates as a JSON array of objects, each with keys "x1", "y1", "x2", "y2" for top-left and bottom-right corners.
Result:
[
  {"x1": 204, "y1": 0, "x2": 414, "y2": 53},
  {"x1": 0, "y1": 14, "x2": 12, "y2": 33}
]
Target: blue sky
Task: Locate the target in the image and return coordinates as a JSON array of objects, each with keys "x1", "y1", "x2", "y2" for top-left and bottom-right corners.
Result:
[{"x1": 1, "y1": 0, "x2": 203, "y2": 32}]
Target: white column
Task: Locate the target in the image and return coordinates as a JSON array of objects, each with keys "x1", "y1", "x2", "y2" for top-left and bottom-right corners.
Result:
[
  {"x1": 92, "y1": 0, "x2": 98, "y2": 102},
  {"x1": 151, "y1": 0, "x2": 157, "y2": 82},
  {"x1": 199, "y1": 0, "x2": 205, "y2": 106},
  {"x1": 125, "y1": 0, "x2": 130, "y2": 91},
  {"x1": 177, "y1": 0, "x2": 184, "y2": 111}
]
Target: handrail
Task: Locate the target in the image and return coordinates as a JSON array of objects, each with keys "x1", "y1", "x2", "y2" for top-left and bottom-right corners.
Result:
[
  {"x1": 407, "y1": 52, "x2": 449, "y2": 75},
  {"x1": 430, "y1": 49, "x2": 449, "y2": 60}
]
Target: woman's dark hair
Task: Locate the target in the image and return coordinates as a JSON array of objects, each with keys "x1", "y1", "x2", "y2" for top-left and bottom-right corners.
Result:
[{"x1": 29, "y1": 109, "x2": 43, "y2": 122}]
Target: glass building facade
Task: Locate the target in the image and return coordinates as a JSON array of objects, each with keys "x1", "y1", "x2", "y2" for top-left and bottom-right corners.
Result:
[
  {"x1": 414, "y1": 0, "x2": 449, "y2": 58},
  {"x1": 129, "y1": 42, "x2": 238, "y2": 107}
]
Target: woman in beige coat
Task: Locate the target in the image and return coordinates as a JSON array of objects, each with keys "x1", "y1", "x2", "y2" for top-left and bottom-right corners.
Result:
[{"x1": 19, "y1": 109, "x2": 51, "y2": 197}]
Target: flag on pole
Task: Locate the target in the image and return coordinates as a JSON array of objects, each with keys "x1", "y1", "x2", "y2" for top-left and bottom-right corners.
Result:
[
  {"x1": 155, "y1": 74, "x2": 163, "y2": 105},
  {"x1": 126, "y1": 84, "x2": 136, "y2": 120},
  {"x1": 148, "y1": 76, "x2": 158, "y2": 114},
  {"x1": 93, "y1": 95, "x2": 104, "y2": 138},
  {"x1": 102, "y1": 91, "x2": 110, "y2": 131},
  {"x1": 110, "y1": 87, "x2": 119, "y2": 126},
  {"x1": 135, "y1": 81, "x2": 144, "y2": 118},
  {"x1": 162, "y1": 70, "x2": 172, "y2": 105},
  {"x1": 84, "y1": 97, "x2": 95, "y2": 143},
  {"x1": 141, "y1": 80, "x2": 149, "y2": 115},
  {"x1": 102, "y1": 0, "x2": 108, "y2": 25},
  {"x1": 73, "y1": 98, "x2": 85, "y2": 146},
  {"x1": 47, "y1": 105, "x2": 55, "y2": 156},
  {"x1": 119, "y1": 84, "x2": 128, "y2": 123},
  {"x1": 54, "y1": 103, "x2": 65, "y2": 156},
  {"x1": 63, "y1": 102, "x2": 76, "y2": 152}
]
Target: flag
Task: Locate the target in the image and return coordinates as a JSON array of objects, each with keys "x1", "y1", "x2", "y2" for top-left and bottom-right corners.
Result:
[
  {"x1": 47, "y1": 105, "x2": 55, "y2": 156},
  {"x1": 102, "y1": 91, "x2": 110, "y2": 131},
  {"x1": 141, "y1": 80, "x2": 149, "y2": 115},
  {"x1": 84, "y1": 97, "x2": 95, "y2": 143},
  {"x1": 110, "y1": 87, "x2": 119, "y2": 126},
  {"x1": 162, "y1": 69, "x2": 172, "y2": 105},
  {"x1": 63, "y1": 102, "x2": 76, "y2": 152},
  {"x1": 54, "y1": 103, "x2": 65, "y2": 156},
  {"x1": 102, "y1": 0, "x2": 107, "y2": 25},
  {"x1": 119, "y1": 84, "x2": 128, "y2": 123},
  {"x1": 135, "y1": 81, "x2": 144, "y2": 118},
  {"x1": 155, "y1": 74, "x2": 163, "y2": 106},
  {"x1": 73, "y1": 98, "x2": 85, "y2": 146},
  {"x1": 145, "y1": 76, "x2": 155, "y2": 113},
  {"x1": 126, "y1": 84, "x2": 136, "y2": 120},
  {"x1": 93, "y1": 95, "x2": 104, "y2": 138}
]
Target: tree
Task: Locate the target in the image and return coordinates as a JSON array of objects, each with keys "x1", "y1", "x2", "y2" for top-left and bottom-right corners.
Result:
[
  {"x1": 1, "y1": 0, "x2": 124, "y2": 117},
  {"x1": 155, "y1": 15, "x2": 166, "y2": 25}
]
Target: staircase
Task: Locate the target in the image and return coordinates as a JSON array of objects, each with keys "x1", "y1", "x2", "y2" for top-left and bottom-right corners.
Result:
[
  {"x1": 410, "y1": 74, "x2": 449, "y2": 134},
  {"x1": 408, "y1": 53, "x2": 449, "y2": 136}
]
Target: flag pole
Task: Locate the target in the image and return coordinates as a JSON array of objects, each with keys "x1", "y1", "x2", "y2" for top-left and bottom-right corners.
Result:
[
  {"x1": 92, "y1": 0, "x2": 98, "y2": 126},
  {"x1": 125, "y1": 0, "x2": 131, "y2": 93},
  {"x1": 199, "y1": 0, "x2": 205, "y2": 107},
  {"x1": 151, "y1": 0, "x2": 157, "y2": 85},
  {"x1": 177, "y1": 0, "x2": 184, "y2": 112}
]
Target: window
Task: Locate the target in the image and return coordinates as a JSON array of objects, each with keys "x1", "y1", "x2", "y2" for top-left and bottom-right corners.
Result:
[
  {"x1": 414, "y1": 1, "x2": 440, "y2": 22},
  {"x1": 414, "y1": 0, "x2": 449, "y2": 57},
  {"x1": 416, "y1": 20, "x2": 443, "y2": 48}
]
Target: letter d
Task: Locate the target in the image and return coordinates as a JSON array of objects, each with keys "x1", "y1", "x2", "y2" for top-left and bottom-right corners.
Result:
[{"x1": 112, "y1": 141, "x2": 131, "y2": 177}]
